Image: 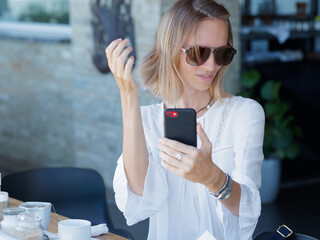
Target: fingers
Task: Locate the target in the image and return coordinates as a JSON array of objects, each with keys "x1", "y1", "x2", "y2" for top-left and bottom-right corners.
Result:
[
  {"x1": 159, "y1": 127, "x2": 214, "y2": 184},
  {"x1": 124, "y1": 56, "x2": 135, "y2": 79},
  {"x1": 158, "y1": 140, "x2": 181, "y2": 158},
  {"x1": 158, "y1": 138, "x2": 197, "y2": 156},
  {"x1": 161, "y1": 160, "x2": 180, "y2": 175},
  {"x1": 105, "y1": 38, "x2": 138, "y2": 94},
  {"x1": 105, "y1": 38, "x2": 133, "y2": 74},
  {"x1": 159, "y1": 151, "x2": 183, "y2": 169},
  {"x1": 113, "y1": 39, "x2": 129, "y2": 70},
  {"x1": 117, "y1": 46, "x2": 133, "y2": 76},
  {"x1": 197, "y1": 123, "x2": 212, "y2": 151},
  {"x1": 158, "y1": 138, "x2": 195, "y2": 171},
  {"x1": 105, "y1": 38, "x2": 122, "y2": 69},
  {"x1": 159, "y1": 151, "x2": 191, "y2": 177}
]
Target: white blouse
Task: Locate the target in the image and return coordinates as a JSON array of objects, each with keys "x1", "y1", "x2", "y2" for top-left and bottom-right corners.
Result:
[{"x1": 113, "y1": 96, "x2": 265, "y2": 240}]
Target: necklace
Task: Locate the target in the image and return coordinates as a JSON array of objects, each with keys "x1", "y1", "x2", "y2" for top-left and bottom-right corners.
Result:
[
  {"x1": 174, "y1": 96, "x2": 213, "y2": 113},
  {"x1": 196, "y1": 96, "x2": 212, "y2": 114}
]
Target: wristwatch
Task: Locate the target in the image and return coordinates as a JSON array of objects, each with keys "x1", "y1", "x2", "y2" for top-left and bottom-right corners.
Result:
[{"x1": 209, "y1": 173, "x2": 232, "y2": 200}]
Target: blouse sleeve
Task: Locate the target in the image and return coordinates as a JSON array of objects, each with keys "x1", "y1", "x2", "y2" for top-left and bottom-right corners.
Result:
[
  {"x1": 113, "y1": 106, "x2": 169, "y2": 226},
  {"x1": 221, "y1": 99, "x2": 265, "y2": 239}
]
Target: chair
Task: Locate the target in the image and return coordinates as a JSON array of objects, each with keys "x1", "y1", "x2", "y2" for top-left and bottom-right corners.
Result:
[
  {"x1": 253, "y1": 225, "x2": 319, "y2": 240},
  {"x1": 2, "y1": 167, "x2": 134, "y2": 240},
  {"x1": 253, "y1": 232, "x2": 319, "y2": 240}
]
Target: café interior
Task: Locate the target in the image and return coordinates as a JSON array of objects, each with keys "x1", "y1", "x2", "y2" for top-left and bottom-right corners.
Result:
[{"x1": 0, "y1": 0, "x2": 319, "y2": 239}]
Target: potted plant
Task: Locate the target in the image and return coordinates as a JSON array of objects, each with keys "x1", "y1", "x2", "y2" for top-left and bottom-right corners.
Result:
[{"x1": 239, "y1": 69, "x2": 302, "y2": 204}]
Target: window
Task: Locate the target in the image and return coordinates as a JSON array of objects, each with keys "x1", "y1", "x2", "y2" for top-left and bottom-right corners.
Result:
[
  {"x1": 0, "y1": 0, "x2": 70, "y2": 42},
  {"x1": 0, "y1": 0, "x2": 69, "y2": 24}
]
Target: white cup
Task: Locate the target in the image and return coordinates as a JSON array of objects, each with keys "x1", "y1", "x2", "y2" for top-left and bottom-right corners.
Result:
[
  {"x1": 19, "y1": 201, "x2": 51, "y2": 230},
  {"x1": 58, "y1": 219, "x2": 91, "y2": 240},
  {"x1": 0, "y1": 191, "x2": 9, "y2": 221}
]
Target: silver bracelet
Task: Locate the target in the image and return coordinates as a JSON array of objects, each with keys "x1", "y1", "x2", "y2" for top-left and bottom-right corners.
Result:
[{"x1": 208, "y1": 173, "x2": 232, "y2": 201}]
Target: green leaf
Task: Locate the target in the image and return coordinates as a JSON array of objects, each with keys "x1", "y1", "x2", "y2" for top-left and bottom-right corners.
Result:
[
  {"x1": 240, "y1": 70, "x2": 261, "y2": 88},
  {"x1": 260, "y1": 80, "x2": 281, "y2": 101},
  {"x1": 275, "y1": 149, "x2": 286, "y2": 159},
  {"x1": 264, "y1": 102, "x2": 282, "y2": 117},
  {"x1": 282, "y1": 116, "x2": 294, "y2": 127},
  {"x1": 238, "y1": 91, "x2": 252, "y2": 98},
  {"x1": 240, "y1": 70, "x2": 302, "y2": 161},
  {"x1": 263, "y1": 130, "x2": 274, "y2": 158},
  {"x1": 272, "y1": 127, "x2": 293, "y2": 149},
  {"x1": 285, "y1": 143, "x2": 301, "y2": 159}
]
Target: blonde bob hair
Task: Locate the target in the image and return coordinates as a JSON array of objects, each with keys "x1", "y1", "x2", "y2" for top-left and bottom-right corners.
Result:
[{"x1": 139, "y1": 0, "x2": 234, "y2": 104}]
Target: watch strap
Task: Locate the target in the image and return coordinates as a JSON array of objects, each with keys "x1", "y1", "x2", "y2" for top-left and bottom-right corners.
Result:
[{"x1": 208, "y1": 173, "x2": 232, "y2": 201}]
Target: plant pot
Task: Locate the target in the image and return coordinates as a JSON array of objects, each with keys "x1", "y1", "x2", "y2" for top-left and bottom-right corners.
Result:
[{"x1": 259, "y1": 158, "x2": 281, "y2": 204}]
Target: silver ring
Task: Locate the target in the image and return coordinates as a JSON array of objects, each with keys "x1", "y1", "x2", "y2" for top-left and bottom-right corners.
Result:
[{"x1": 175, "y1": 152, "x2": 182, "y2": 160}]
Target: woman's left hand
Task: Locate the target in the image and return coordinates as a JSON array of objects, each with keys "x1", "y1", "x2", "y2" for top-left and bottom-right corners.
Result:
[{"x1": 159, "y1": 123, "x2": 220, "y2": 187}]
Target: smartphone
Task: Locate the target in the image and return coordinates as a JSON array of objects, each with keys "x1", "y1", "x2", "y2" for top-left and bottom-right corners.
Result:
[{"x1": 164, "y1": 108, "x2": 197, "y2": 147}]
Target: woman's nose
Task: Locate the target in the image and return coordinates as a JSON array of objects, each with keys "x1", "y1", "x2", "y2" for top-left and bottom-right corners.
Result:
[{"x1": 201, "y1": 52, "x2": 218, "y2": 71}]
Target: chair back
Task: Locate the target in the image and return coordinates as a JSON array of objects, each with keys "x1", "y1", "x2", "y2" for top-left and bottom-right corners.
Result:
[{"x1": 254, "y1": 232, "x2": 319, "y2": 240}]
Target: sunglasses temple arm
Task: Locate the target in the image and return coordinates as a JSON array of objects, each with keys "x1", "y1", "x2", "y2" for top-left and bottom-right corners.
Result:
[
  {"x1": 181, "y1": 48, "x2": 187, "y2": 53},
  {"x1": 173, "y1": 42, "x2": 187, "y2": 53}
]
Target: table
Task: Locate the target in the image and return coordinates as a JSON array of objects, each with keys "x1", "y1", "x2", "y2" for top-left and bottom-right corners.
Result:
[{"x1": 8, "y1": 198, "x2": 128, "y2": 240}]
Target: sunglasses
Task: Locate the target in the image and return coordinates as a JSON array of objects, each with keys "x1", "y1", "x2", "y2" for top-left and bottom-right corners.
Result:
[{"x1": 181, "y1": 44, "x2": 237, "y2": 66}]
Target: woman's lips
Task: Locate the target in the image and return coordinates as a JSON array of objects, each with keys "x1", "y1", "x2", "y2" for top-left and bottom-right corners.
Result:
[{"x1": 196, "y1": 74, "x2": 214, "y2": 82}]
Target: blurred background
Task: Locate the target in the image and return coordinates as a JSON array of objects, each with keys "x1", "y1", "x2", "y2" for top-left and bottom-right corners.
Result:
[{"x1": 0, "y1": 0, "x2": 319, "y2": 239}]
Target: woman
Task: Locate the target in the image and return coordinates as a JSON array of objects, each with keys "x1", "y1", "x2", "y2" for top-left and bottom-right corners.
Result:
[{"x1": 106, "y1": 0, "x2": 265, "y2": 239}]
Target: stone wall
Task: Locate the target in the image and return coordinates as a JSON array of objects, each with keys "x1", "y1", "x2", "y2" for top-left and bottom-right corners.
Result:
[
  {"x1": 0, "y1": 0, "x2": 240, "y2": 193},
  {"x1": 0, "y1": 40, "x2": 74, "y2": 167}
]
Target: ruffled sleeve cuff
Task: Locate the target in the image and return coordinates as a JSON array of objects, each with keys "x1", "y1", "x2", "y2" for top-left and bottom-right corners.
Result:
[
  {"x1": 113, "y1": 152, "x2": 169, "y2": 226},
  {"x1": 237, "y1": 175, "x2": 261, "y2": 238},
  {"x1": 218, "y1": 174, "x2": 261, "y2": 240}
]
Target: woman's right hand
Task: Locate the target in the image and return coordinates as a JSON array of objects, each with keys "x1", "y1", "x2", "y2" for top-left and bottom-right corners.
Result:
[{"x1": 105, "y1": 38, "x2": 139, "y2": 95}]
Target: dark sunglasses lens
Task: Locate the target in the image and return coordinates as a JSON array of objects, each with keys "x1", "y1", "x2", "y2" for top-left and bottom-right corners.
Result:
[
  {"x1": 186, "y1": 47, "x2": 211, "y2": 66},
  {"x1": 215, "y1": 47, "x2": 235, "y2": 66}
]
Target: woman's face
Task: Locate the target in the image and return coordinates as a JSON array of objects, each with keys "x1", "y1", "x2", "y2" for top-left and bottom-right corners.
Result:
[{"x1": 178, "y1": 19, "x2": 228, "y2": 94}]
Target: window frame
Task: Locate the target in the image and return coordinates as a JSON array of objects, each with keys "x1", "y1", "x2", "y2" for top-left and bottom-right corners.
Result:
[{"x1": 0, "y1": 21, "x2": 71, "y2": 42}]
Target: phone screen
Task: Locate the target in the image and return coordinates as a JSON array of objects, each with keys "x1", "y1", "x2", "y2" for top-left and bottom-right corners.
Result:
[{"x1": 164, "y1": 108, "x2": 197, "y2": 147}]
